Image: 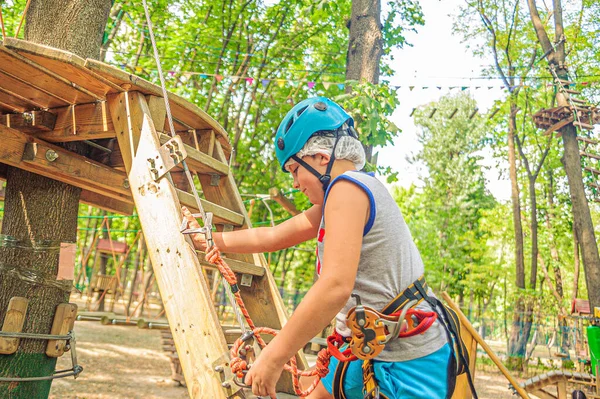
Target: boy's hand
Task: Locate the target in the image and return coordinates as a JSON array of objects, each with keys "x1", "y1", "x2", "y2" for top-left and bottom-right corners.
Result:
[
  {"x1": 244, "y1": 350, "x2": 282, "y2": 399},
  {"x1": 181, "y1": 206, "x2": 208, "y2": 251}
]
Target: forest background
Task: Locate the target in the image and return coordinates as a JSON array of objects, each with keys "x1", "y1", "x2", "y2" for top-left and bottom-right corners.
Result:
[{"x1": 1, "y1": 0, "x2": 599, "y2": 373}]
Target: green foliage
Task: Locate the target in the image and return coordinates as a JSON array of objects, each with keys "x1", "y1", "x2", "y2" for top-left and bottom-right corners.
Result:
[{"x1": 393, "y1": 93, "x2": 499, "y2": 303}]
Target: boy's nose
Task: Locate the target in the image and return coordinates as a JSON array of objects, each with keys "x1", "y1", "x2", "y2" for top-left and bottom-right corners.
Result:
[{"x1": 292, "y1": 179, "x2": 300, "y2": 189}]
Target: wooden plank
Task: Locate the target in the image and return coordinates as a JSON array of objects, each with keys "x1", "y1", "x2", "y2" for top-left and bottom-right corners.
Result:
[
  {"x1": 544, "y1": 116, "x2": 574, "y2": 136},
  {"x1": 4, "y1": 37, "x2": 122, "y2": 98},
  {"x1": 0, "y1": 297, "x2": 29, "y2": 355},
  {"x1": 176, "y1": 189, "x2": 244, "y2": 227},
  {"x1": 159, "y1": 133, "x2": 229, "y2": 176},
  {"x1": 3, "y1": 110, "x2": 57, "y2": 133},
  {"x1": 85, "y1": 59, "x2": 232, "y2": 154},
  {"x1": 109, "y1": 91, "x2": 229, "y2": 399},
  {"x1": 46, "y1": 303, "x2": 78, "y2": 357},
  {"x1": 146, "y1": 95, "x2": 167, "y2": 132},
  {"x1": 79, "y1": 189, "x2": 134, "y2": 215},
  {"x1": 581, "y1": 151, "x2": 600, "y2": 161},
  {"x1": 197, "y1": 251, "x2": 265, "y2": 276},
  {"x1": 578, "y1": 136, "x2": 598, "y2": 145},
  {"x1": 34, "y1": 102, "x2": 115, "y2": 142},
  {"x1": 0, "y1": 87, "x2": 37, "y2": 112},
  {"x1": 0, "y1": 124, "x2": 131, "y2": 203},
  {"x1": 0, "y1": 46, "x2": 96, "y2": 105},
  {"x1": 574, "y1": 121, "x2": 594, "y2": 130},
  {"x1": 0, "y1": 68, "x2": 69, "y2": 109}
]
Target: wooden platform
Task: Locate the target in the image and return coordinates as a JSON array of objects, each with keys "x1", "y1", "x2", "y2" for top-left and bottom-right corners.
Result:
[
  {"x1": 516, "y1": 370, "x2": 599, "y2": 399},
  {"x1": 533, "y1": 105, "x2": 600, "y2": 136},
  {"x1": 0, "y1": 37, "x2": 234, "y2": 217}
]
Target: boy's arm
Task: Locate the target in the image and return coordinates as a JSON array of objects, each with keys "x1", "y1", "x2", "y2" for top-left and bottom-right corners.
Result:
[
  {"x1": 244, "y1": 181, "x2": 369, "y2": 395},
  {"x1": 182, "y1": 204, "x2": 322, "y2": 254}
]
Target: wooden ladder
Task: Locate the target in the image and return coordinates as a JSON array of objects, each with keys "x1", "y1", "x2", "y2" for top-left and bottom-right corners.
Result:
[{"x1": 106, "y1": 91, "x2": 306, "y2": 398}]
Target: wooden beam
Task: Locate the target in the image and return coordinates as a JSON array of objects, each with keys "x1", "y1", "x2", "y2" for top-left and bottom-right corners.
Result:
[
  {"x1": 581, "y1": 151, "x2": 600, "y2": 161},
  {"x1": 176, "y1": 189, "x2": 244, "y2": 227},
  {"x1": 269, "y1": 187, "x2": 300, "y2": 216},
  {"x1": 0, "y1": 124, "x2": 131, "y2": 203},
  {"x1": 577, "y1": 136, "x2": 598, "y2": 145},
  {"x1": 197, "y1": 251, "x2": 265, "y2": 276},
  {"x1": 1, "y1": 110, "x2": 57, "y2": 133},
  {"x1": 79, "y1": 190, "x2": 134, "y2": 215},
  {"x1": 34, "y1": 102, "x2": 115, "y2": 142},
  {"x1": 543, "y1": 116, "x2": 574, "y2": 136},
  {"x1": 108, "y1": 90, "x2": 230, "y2": 398},
  {"x1": 159, "y1": 133, "x2": 229, "y2": 176}
]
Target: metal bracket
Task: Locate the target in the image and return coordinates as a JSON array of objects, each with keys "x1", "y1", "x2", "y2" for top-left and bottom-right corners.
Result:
[
  {"x1": 212, "y1": 353, "x2": 244, "y2": 398},
  {"x1": 210, "y1": 174, "x2": 221, "y2": 186},
  {"x1": 240, "y1": 274, "x2": 253, "y2": 287},
  {"x1": 147, "y1": 135, "x2": 187, "y2": 181}
]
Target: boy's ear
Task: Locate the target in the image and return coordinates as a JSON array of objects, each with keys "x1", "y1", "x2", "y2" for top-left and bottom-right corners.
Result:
[{"x1": 318, "y1": 153, "x2": 331, "y2": 166}]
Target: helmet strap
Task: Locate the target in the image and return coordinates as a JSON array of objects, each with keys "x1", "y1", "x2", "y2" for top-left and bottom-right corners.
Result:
[{"x1": 291, "y1": 129, "x2": 343, "y2": 192}]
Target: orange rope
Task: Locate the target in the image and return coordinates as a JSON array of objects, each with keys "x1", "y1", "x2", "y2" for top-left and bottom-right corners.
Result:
[{"x1": 204, "y1": 245, "x2": 338, "y2": 397}]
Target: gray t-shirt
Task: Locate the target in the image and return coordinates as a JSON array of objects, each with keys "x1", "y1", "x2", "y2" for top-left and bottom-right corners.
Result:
[{"x1": 316, "y1": 170, "x2": 447, "y2": 362}]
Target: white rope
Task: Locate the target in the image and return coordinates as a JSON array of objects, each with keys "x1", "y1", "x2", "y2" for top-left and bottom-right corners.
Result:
[{"x1": 140, "y1": 0, "x2": 247, "y2": 331}]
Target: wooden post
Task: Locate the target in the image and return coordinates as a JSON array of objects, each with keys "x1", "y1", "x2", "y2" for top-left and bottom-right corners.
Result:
[{"x1": 442, "y1": 292, "x2": 530, "y2": 399}]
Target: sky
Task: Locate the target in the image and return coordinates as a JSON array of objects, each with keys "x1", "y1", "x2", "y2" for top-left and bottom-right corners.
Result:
[{"x1": 378, "y1": 0, "x2": 512, "y2": 201}]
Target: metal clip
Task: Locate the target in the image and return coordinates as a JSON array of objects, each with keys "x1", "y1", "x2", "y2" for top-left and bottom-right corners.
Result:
[{"x1": 180, "y1": 212, "x2": 214, "y2": 248}]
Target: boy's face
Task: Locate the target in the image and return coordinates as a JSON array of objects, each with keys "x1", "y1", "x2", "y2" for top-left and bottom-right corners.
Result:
[{"x1": 286, "y1": 154, "x2": 329, "y2": 205}]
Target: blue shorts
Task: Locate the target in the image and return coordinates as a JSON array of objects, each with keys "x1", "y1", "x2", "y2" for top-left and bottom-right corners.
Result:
[{"x1": 321, "y1": 343, "x2": 452, "y2": 399}]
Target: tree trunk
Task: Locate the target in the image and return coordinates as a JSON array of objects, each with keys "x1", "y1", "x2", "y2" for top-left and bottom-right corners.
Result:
[
  {"x1": 0, "y1": 1, "x2": 111, "y2": 397},
  {"x1": 506, "y1": 103, "x2": 527, "y2": 370},
  {"x1": 559, "y1": 123, "x2": 600, "y2": 309},
  {"x1": 345, "y1": 0, "x2": 382, "y2": 164},
  {"x1": 526, "y1": 0, "x2": 600, "y2": 310}
]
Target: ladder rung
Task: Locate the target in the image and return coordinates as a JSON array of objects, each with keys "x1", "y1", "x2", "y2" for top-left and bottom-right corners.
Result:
[
  {"x1": 557, "y1": 79, "x2": 575, "y2": 85},
  {"x1": 578, "y1": 136, "x2": 598, "y2": 145},
  {"x1": 588, "y1": 182, "x2": 600, "y2": 190},
  {"x1": 571, "y1": 105, "x2": 591, "y2": 113},
  {"x1": 176, "y1": 189, "x2": 245, "y2": 226},
  {"x1": 584, "y1": 166, "x2": 600, "y2": 175},
  {"x1": 580, "y1": 151, "x2": 600, "y2": 161},
  {"x1": 570, "y1": 98, "x2": 587, "y2": 104},
  {"x1": 574, "y1": 121, "x2": 594, "y2": 130},
  {"x1": 564, "y1": 89, "x2": 581, "y2": 94},
  {"x1": 159, "y1": 134, "x2": 229, "y2": 176},
  {"x1": 197, "y1": 251, "x2": 265, "y2": 276}
]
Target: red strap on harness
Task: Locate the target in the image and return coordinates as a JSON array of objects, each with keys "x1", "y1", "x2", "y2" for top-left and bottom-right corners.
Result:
[
  {"x1": 327, "y1": 332, "x2": 357, "y2": 362},
  {"x1": 396, "y1": 308, "x2": 438, "y2": 338}
]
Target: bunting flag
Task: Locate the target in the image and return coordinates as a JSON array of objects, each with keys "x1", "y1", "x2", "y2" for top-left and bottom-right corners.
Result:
[{"x1": 114, "y1": 64, "x2": 600, "y2": 93}]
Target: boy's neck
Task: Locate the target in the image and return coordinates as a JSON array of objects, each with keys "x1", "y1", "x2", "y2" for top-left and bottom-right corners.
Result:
[{"x1": 329, "y1": 159, "x2": 358, "y2": 179}]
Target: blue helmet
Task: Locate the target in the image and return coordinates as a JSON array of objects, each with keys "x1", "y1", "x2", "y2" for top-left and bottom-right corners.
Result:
[{"x1": 274, "y1": 97, "x2": 353, "y2": 172}]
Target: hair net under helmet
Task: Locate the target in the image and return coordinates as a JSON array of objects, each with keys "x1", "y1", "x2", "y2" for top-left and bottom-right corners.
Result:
[{"x1": 274, "y1": 97, "x2": 364, "y2": 190}]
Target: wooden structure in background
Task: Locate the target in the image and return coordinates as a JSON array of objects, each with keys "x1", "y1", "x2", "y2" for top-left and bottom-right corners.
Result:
[{"x1": 0, "y1": 38, "x2": 303, "y2": 398}]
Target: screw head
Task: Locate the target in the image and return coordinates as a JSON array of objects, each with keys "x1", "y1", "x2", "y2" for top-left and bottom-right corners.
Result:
[{"x1": 45, "y1": 150, "x2": 59, "y2": 162}]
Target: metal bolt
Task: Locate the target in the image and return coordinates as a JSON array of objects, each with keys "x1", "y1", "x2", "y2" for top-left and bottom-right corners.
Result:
[
  {"x1": 123, "y1": 179, "x2": 130, "y2": 189},
  {"x1": 147, "y1": 158, "x2": 155, "y2": 166},
  {"x1": 23, "y1": 112, "x2": 33, "y2": 123},
  {"x1": 214, "y1": 366, "x2": 224, "y2": 372},
  {"x1": 45, "y1": 150, "x2": 59, "y2": 162},
  {"x1": 358, "y1": 319, "x2": 365, "y2": 327},
  {"x1": 221, "y1": 382, "x2": 231, "y2": 389},
  {"x1": 363, "y1": 345, "x2": 371, "y2": 353}
]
